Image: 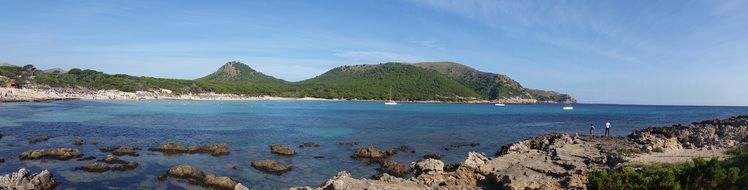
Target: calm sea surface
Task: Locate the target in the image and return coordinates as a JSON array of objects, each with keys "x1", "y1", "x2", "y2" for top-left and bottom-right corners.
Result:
[{"x1": 1, "y1": 100, "x2": 747, "y2": 189}]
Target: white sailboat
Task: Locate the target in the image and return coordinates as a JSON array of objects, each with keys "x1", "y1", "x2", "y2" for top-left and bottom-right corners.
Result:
[
  {"x1": 494, "y1": 88, "x2": 505, "y2": 106},
  {"x1": 561, "y1": 88, "x2": 573, "y2": 110},
  {"x1": 384, "y1": 86, "x2": 398, "y2": 105}
]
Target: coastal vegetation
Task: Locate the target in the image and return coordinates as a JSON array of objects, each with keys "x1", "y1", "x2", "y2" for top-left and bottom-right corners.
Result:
[
  {"x1": 1, "y1": 61, "x2": 574, "y2": 102},
  {"x1": 587, "y1": 145, "x2": 748, "y2": 190}
]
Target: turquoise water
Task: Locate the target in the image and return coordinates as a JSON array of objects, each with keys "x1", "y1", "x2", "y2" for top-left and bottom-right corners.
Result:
[{"x1": 1, "y1": 100, "x2": 747, "y2": 189}]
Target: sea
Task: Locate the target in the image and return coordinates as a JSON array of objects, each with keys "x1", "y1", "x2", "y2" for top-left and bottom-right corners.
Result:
[{"x1": 1, "y1": 100, "x2": 747, "y2": 189}]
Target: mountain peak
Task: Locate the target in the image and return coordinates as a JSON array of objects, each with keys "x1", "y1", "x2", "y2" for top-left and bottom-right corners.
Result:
[{"x1": 199, "y1": 61, "x2": 285, "y2": 84}]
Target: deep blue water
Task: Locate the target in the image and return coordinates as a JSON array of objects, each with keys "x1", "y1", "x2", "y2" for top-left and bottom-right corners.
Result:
[{"x1": 1, "y1": 100, "x2": 747, "y2": 189}]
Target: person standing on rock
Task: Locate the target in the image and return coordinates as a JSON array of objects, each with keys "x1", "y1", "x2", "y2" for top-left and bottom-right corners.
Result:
[
  {"x1": 605, "y1": 121, "x2": 611, "y2": 136},
  {"x1": 589, "y1": 124, "x2": 595, "y2": 136}
]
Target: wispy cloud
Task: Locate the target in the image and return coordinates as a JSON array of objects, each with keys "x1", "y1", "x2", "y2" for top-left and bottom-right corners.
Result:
[{"x1": 334, "y1": 51, "x2": 426, "y2": 63}]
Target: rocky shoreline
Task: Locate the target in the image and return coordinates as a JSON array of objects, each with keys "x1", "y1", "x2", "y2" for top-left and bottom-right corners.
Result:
[
  {"x1": 293, "y1": 115, "x2": 748, "y2": 189},
  {"x1": 1, "y1": 116, "x2": 746, "y2": 189}
]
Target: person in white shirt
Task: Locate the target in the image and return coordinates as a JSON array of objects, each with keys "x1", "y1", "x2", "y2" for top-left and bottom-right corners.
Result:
[
  {"x1": 605, "y1": 121, "x2": 611, "y2": 136},
  {"x1": 589, "y1": 124, "x2": 595, "y2": 136}
]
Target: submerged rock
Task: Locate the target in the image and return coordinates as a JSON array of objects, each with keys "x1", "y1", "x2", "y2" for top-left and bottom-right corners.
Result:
[
  {"x1": 251, "y1": 159, "x2": 292, "y2": 175},
  {"x1": 28, "y1": 135, "x2": 49, "y2": 144},
  {"x1": 76, "y1": 155, "x2": 139, "y2": 173},
  {"x1": 73, "y1": 138, "x2": 85, "y2": 145},
  {"x1": 0, "y1": 168, "x2": 56, "y2": 190},
  {"x1": 19, "y1": 148, "x2": 83, "y2": 160},
  {"x1": 77, "y1": 156, "x2": 96, "y2": 161},
  {"x1": 100, "y1": 145, "x2": 140, "y2": 156},
  {"x1": 299, "y1": 142, "x2": 321, "y2": 148},
  {"x1": 337, "y1": 142, "x2": 359, "y2": 146},
  {"x1": 149, "y1": 142, "x2": 229, "y2": 156},
  {"x1": 162, "y1": 165, "x2": 248, "y2": 190},
  {"x1": 76, "y1": 163, "x2": 110, "y2": 172},
  {"x1": 270, "y1": 144, "x2": 296, "y2": 155}
]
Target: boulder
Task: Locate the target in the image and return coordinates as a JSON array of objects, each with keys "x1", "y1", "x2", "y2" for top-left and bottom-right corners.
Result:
[
  {"x1": 251, "y1": 159, "x2": 292, "y2": 175},
  {"x1": 162, "y1": 165, "x2": 247, "y2": 190},
  {"x1": 414, "y1": 159, "x2": 444, "y2": 176},
  {"x1": 462, "y1": 152, "x2": 489, "y2": 169},
  {"x1": 19, "y1": 148, "x2": 83, "y2": 160},
  {"x1": 166, "y1": 165, "x2": 205, "y2": 180},
  {"x1": 353, "y1": 146, "x2": 388, "y2": 159},
  {"x1": 28, "y1": 135, "x2": 49, "y2": 144},
  {"x1": 0, "y1": 168, "x2": 56, "y2": 190},
  {"x1": 270, "y1": 144, "x2": 296, "y2": 156},
  {"x1": 378, "y1": 160, "x2": 412, "y2": 178},
  {"x1": 100, "y1": 145, "x2": 140, "y2": 156}
]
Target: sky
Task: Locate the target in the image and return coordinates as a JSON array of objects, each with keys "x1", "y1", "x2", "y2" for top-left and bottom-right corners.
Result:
[{"x1": 1, "y1": 0, "x2": 747, "y2": 106}]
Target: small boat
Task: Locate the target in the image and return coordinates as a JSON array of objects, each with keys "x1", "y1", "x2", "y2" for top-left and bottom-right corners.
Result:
[
  {"x1": 563, "y1": 106, "x2": 574, "y2": 110},
  {"x1": 384, "y1": 86, "x2": 398, "y2": 105},
  {"x1": 494, "y1": 103, "x2": 506, "y2": 106}
]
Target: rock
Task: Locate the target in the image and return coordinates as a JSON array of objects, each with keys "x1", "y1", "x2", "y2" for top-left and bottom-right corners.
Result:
[
  {"x1": 163, "y1": 165, "x2": 246, "y2": 190},
  {"x1": 28, "y1": 135, "x2": 49, "y2": 144},
  {"x1": 422, "y1": 153, "x2": 442, "y2": 160},
  {"x1": 76, "y1": 163, "x2": 110, "y2": 172},
  {"x1": 149, "y1": 142, "x2": 188, "y2": 154},
  {"x1": 166, "y1": 165, "x2": 205, "y2": 180},
  {"x1": 414, "y1": 159, "x2": 444, "y2": 176},
  {"x1": 270, "y1": 144, "x2": 296, "y2": 156},
  {"x1": 204, "y1": 174, "x2": 239, "y2": 190},
  {"x1": 299, "y1": 142, "x2": 320, "y2": 148},
  {"x1": 251, "y1": 159, "x2": 292, "y2": 175},
  {"x1": 0, "y1": 168, "x2": 56, "y2": 190},
  {"x1": 149, "y1": 142, "x2": 229, "y2": 156},
  {"x1": 100, "y1": 145, "x2": 140, "y2": 156},
  {"x1": 19, "y1": 148, "x2": 83, "y2": 160},
  {"x1": 385, "y1": 148, "x2": 398, "y2": 156},
  {"x1": 73, "y1": 138, "x2": 85, "y2": 145},
  {"x1": 111, "y1": 161, "x2": 139, "y2": 171},
  {"x1": 77, "y1": 155, "x2": 138, "y2": 172},
  {"x1": 308, "y1": 171, "x2": 428, "y2": 190},
  {"x1": 353, "y1": 146, "x2": 388, "y2": 159},
  {"x1": 396, "y1": 145, "x2": 413, "y2": 152},
  {"x1": 462, "y1": 152, "x2": 489, "y2": 169},
  {"x1": 378, "y1": 160, "x2": 412, "y2": 178},
  {"x1": 188, "y1": 144, "x2": 230, "y2": 156}
]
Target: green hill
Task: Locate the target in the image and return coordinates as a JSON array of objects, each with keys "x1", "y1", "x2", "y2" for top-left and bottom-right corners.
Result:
[
  {"x1": 198, "y1": 61, "x2": 286, "y2": 84},
  {"x1": 1, "y1": 61, "x2": 575, "y2": 102},
  {"x1": 24, "y1": 67, "x2": 282, "y2": 96},
  {"x1": 414, "y1": 61, "x2": 531, "y2": 100},
  {"x1": 414, "y1": 61, "x2": 575, "y2": 102},
  {"x1": 295, "y1": 63, "x2": 480, "y2": 101}
]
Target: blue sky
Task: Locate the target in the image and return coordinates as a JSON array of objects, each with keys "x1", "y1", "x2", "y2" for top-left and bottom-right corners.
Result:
[{"x1": 1, "y1": 0, "x2": 747, "y2": 106}]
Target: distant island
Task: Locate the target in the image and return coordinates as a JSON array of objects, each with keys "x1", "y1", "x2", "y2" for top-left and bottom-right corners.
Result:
[{"x1": 0, "y1": 61, "x2": 575, "y2": 103}]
